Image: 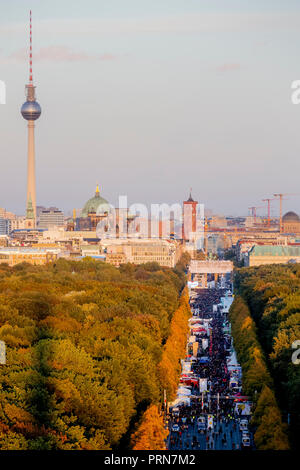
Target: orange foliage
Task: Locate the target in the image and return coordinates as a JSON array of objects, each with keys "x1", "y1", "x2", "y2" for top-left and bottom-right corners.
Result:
[
  {"x1": 4, "y1": 404, "x2": 33, "y2": 424},
  {"x1": 131, "y1": 405, "x2": 168, "y2": 450},
  {"x1": 158, "y1": 288, "x2": 191, "y2": 400},
  {"x1": 40, "y1": 315, "x2": 81, "y2": 333}
]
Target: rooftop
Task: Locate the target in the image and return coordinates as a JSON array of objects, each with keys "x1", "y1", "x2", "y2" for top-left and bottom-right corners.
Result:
[
  {"x1": 249, "y1": 245, "x2": 300, "y2": 257},
  {"x1": 283, "y1": 211, "x2": 299, "y2": 223},
  {"x1": 0, "y1": 247, "x2": 60, "y2": 254}
]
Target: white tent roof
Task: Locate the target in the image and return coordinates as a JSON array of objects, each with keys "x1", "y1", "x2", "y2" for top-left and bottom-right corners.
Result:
[
  {"x1": 177, "y1": 387, "x2": 192, "y2": 396},
  {"x1": 170, "y1": 397, "x2": 191, "y2": 407},
  {"x1": 227, "y1": 350, "x2": 239, "y2": 366}
]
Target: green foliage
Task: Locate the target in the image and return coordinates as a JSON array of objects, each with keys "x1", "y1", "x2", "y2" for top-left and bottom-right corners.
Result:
[
  {"x1": 253, "y1": 386, "x2": 289, "y2": 450},
  {"x1": 229, "y1": 296, "x2": 289, "y2": 450},
  {"x1": 0, "y1": 257, "x2": 187, "y2": 450},
  {"x1": 233, "y1": 263, "x2": 300, "y2": 448}
]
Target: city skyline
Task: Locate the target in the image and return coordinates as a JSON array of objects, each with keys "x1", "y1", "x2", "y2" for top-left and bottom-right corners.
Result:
[
  {"x1": 1, "y1": 1, "x2": 300, "y2": 216},
  {"x1": 0, "y1": 4, "x2": 299, "y2": 455}
]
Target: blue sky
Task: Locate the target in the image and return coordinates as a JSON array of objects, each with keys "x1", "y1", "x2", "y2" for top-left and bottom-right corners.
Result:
[{"x1": 0, "y1": 0, "x2": 300, "y2": 216}]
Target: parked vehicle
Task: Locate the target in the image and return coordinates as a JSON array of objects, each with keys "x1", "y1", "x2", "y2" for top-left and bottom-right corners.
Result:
[
  {"x1": 242, "y1": 435, "x2": 251, "y2": 448},
  {"x1": 239, "y1": 419, "x2": 248, "y2": 431},
  {"x1": 197, "y1": 416, "x2": 206, "y2": 431}
]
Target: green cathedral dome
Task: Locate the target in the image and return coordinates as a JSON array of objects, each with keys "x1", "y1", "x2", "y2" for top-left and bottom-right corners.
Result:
[{"x1": 81, "y1": 185, "x2": 110, "y2": 217}]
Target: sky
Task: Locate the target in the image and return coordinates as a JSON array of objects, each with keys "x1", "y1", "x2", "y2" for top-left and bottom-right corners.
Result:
[{"x1": 0, "y1": 0, "x2": 300, "y2": 217}]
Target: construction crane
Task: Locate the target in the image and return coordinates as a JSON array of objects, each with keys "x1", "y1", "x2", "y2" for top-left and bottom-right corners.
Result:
[
  {"x1": 248, "y1": 206, "x2": 263, "y2": 223},
  {"x1": 273, "y1": 193, "x2": 299, "y2": 233},
  {"x1": 262, "y1": 198, "x2": 275, "y2": 228},
  {"x1": 204, "y1": 216, "x2": 208, "y2": 258}
]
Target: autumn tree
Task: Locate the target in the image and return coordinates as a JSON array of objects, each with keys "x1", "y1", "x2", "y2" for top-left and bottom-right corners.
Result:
[{"x1": 131, "y1": 405, "x2": 168, "y2": 450}]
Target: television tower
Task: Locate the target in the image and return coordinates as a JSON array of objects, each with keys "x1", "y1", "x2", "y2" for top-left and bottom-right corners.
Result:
[{"x1": 21, "y1": 11, "x2": 41, "y2": 228}]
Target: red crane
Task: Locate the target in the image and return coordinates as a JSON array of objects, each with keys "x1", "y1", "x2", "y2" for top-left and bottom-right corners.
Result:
[{"x1": 262, "y1": 198, "x2": 275, "y2": 227}]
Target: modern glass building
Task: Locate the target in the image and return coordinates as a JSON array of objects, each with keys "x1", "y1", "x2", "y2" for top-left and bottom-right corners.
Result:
[
  {"x1": 0, "y1": 218, "x2": 11, "y2": 235},
  {"x1": 39, "y1": 210, "x2": 64, "y2": 229}
]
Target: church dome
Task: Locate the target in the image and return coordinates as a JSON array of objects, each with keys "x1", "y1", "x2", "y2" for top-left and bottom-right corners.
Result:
[
  {"x1": 282, "y1": 211, "x2": 300, "y2": 223},
  {"x1": 81, "y1": 185, "x2": 110, "y2": 217}
]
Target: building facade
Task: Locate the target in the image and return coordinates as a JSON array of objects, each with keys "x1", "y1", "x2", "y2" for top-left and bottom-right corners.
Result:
[
  {"x1": 10, "y1": 217, "x2": 26, "y2": 231},
  {"x1": 282, "y1": 211, "x2": 300, "y2": 234},
  {"x1": 102, "y1": 239, "x2": 181, "y2": 268},
  {"x1": 182, "y1": 192, "x2": 198, "y2": 241},
  {"x1": 0, "y1": 247, "x2": 59, "y2": 267},
  {"x1": 39, "y1": 210, "x2": 64, "y2": 229},
  {"x1": 247, "y1": 245, "x2": 300, "y2": 266},
  {"x1": 0, "y1": 219, "x2": 11, "y2": 236}
]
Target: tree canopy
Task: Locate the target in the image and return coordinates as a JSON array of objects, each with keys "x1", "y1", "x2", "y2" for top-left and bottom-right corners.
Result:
[
  {"x1": 232, "y1": 263, "x2": 300, "y2": 449},
  {"x1": 0, "y1": 256, "x2": 189, "y2": 450}
]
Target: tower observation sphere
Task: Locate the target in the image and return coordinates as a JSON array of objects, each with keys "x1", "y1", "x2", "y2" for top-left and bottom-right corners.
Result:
[{"x1": 21, "y1": 98, "x2": 41, "y2": 121}]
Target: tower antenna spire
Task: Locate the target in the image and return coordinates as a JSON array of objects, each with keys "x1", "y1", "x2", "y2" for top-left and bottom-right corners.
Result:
[
  {"x1": 29, "y1": 10, "x2": 33, "y2": 85},
  {"x1": 21, "y1": 9, "x2": 41, "y2": 229}
]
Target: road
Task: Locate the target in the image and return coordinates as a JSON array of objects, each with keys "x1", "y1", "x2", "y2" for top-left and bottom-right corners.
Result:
[
  {"x1": 167, "y1": 280, "x2": 253, "y2": 451},
  {"x1": 168, "y1": 418, "x2": 243, "y2": 450}
]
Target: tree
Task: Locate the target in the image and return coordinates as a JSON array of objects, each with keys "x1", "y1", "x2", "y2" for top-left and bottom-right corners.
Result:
[{"x1": 131, "y1": 405, "x2": 168, "y2": 450}]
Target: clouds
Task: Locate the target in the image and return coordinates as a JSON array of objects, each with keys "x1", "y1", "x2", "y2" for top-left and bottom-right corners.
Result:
[
  {"x1": 7, "y1": 46, "x2": 116, "y2": 63},
  {"x1": 216, "y1": 63, "x2": 242, "y2": 73},
  {"x1": 2, "y1": 11, "x2": 300, "y2": 38},
  {"x1": 1, "y1": 3, "x2": 300, "y2": 215}
]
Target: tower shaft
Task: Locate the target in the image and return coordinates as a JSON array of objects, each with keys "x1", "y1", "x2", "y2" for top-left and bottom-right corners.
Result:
[
  {"x1": 26, "y1": 120, "x2": 36, "y2": 223},
  {"x1": 21, "y1": 11, "x2": 41, "y2": 229}
]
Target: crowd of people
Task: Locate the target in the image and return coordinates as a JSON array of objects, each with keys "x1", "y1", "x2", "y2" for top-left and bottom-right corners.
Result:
[{"x1": 167, "y1": 283, "x2": 252, "y2": 451}]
